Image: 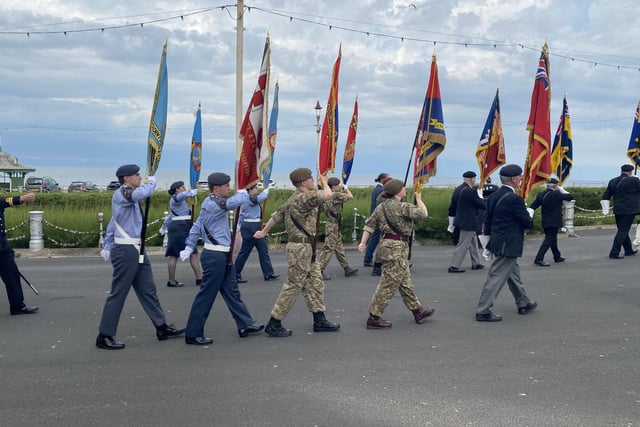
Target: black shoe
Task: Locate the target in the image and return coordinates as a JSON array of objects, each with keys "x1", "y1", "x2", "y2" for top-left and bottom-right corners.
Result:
[
  {"x1": 238, "y1": 323, "x2": 265, "y2": 338},
  {"x1": 264, "y1": 274, "x2": 280, "y2": 281},
  {"x1": 609, "y1": 254, "x2": 624, "y2": 259},
  {"x1": 554, "y1": 257, "x2": 565, "y2": 263},
  {"x1": 156, "y1": 323, "x2": 185, "y2": 341},
  {"x1": 448, "y1": 266, "x2": 466, "y2": 273},
  {"x1": 534, "y1": 260, "x2": 550, "y2": 267},
  {"x1": 185, "y1": 336, "x2": 213, "y2": 345},
  {"x1": 10, "y1": 306, "x2": 39, "y2": 315},
  {"x1": 236, "y1": 277, "x2": 248, "y2": 283},
  {"x1": 321, "y1": 271, "x2": 331, "y2": 281},
  {"x1": 313, "y1": 319, "x2": 341, "y2": 332},
  {"x1": 195, "y1": 279, "x2": 202, "y2": 286},
  {"x1": 96, "y1": 334, "x2": 125, "y2": 350},
  {"x1": 475, "y1": 311, "x2": 502, "y2": 322},
  {"x1": 625, "y1": 250, "x2": 638, "y2": 256},
  {"x1": 471, "y1": 264, "x2": 485, "y2": 270},
  {"x1": 364, "y1": 261, "x2": 373, "y2": 267},
  {"x1": 517, "y1": 301, "x2": 538, "y2": 315},
  {"x1": 167, "y1": 280, "x2": 185, "y2": 287},
  {"x1": 265, "y1": 322, "x2": 292, "y2": 337},
  {"x1": 344, "y1": 267, "x2": 359, "y2": 277}
]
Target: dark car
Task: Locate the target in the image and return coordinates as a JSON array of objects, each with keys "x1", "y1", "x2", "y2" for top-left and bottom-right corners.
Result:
[
  {"x1": 68, "y1": 181, "x2": 99, "y2": 192},
  {"x1": 24, "y1": 176, "x2": 61, "y2": 193},
  {"x1": 106, "y1": 181, "x2": 121, "y2": 191}
]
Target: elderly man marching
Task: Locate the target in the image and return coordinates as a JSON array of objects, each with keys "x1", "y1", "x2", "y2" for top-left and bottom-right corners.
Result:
[
  {"x1": 601, "y1": 164, "x2": 640, "y2": 259},
  {"x1": 357, "y1": 179, "x2": 434, "y2": 329},
  {"x1": 254, "y1": 168, "x2": 340, "y2": 337}
]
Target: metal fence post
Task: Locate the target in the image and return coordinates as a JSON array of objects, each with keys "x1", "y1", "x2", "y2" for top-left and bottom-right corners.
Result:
[
  {"x1": 28, "y1": 210, "x2": 44, "y2": 252},
  {"x1": 98, "y1": 212, "x2": 104, "y2": 248}
]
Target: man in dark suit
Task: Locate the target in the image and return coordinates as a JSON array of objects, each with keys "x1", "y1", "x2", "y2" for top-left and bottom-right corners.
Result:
[
  {"x1": 448, "y1": 171, "x2": 486, "y2": 273},
  {"x1": 364, "y1": 173, "x2": 392, "y2": 276},
  {"x1": 530, "y1": 177, "x2": 574, "y2": 266},
  {"x1": 475, "y1": 164, "x2": 537, "y2": 322},
  {"x1": 601, "y1": 164, "x2": 640, "y2": 259}
]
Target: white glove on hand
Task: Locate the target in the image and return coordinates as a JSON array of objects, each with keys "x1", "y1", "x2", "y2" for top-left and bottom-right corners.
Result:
[
  {"x1": 482, "y1": 248, "x2": 493, "y2": 262},
  {"x1": 179, "y1": 248, "x2": 193, "y2": 262},
  {"x1": 100, "y1": 249, "x2": 110, "y2": 261},
  {"x1": 600, "y1": 200, "x2": 610, "y2": 216},
  {"x1": 447, "y1": 216, "x2": 455, "y2": 233},
  {"x1": 343, "y1": 184, "x2": 348, "y2": 190},
  {"x1": 237, "y1": 188, "x2": 248, "y2": 194},
  {"x1": 527, "y1": 208, "x2": 535, "y2": 218},
  {"x1": 262, "y1": 188, "x2": 270, "y2": 196},
  {"x1": 147, "y1": 176, "x2": 156, "y2": 185},
  {"x1": 159, "y1": 226, "x2": 167, "y2": 236},
  {"x1": 478, "y1": 234, "x2": 490, "y2": 249},
  {"x1": 558, "y1": 185, "x2": 569, "y2": 194},
  {"x1": 187, "y1": 190, "x2": 197, "y2": 197},
  {"x1": 477, "y1": 187, "x2": 484, "y2": 199}
]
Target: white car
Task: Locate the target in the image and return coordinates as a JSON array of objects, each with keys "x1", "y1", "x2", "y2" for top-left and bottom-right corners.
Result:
[{"x1": 257, "y1": 179, "x2": 276, "y2": 189}]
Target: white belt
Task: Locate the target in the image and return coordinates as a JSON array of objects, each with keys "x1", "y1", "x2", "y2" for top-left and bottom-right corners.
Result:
[
  {"x1": 204, "y1": 242, "x2": 230, "y2": 252},
  {"x1": 243, "y1": 218, "x2": 261, "y2": 223},
  {"x1": 115, "y1": 237, "x2": 141, "y2": 245},
  {"x1": 172, "y1": 215, "x2": 191, "y2": 221}
]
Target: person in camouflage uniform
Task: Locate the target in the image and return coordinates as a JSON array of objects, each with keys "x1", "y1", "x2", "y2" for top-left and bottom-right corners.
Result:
[
  {"x1": 357, "y1": 179, "x2": 434, "y2": 329},
  {"x1": 318, "y1": 177, "x2": 358, "y2": 280},
  {"x1": 254, "y1": 168, "x2": 341, "y2": 337}
]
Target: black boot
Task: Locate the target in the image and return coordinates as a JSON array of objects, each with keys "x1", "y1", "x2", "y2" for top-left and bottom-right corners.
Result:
[
  {"x1": 371, "y1": 262, "x2": 382, "y2": 276},
  {"x1": 313, "y1": 312, "x2": 341, "y2": 332},
  {"x1": 265, "y1": 317, "x2": 292, "y2": 337},
  {"x1": 156, "y1": 323, "x2": 185, "y2": 341}
]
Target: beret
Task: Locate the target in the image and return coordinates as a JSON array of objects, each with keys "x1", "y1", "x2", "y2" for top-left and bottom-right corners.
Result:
[
  {"x1": 462, "y1": 171, "x2": 477, "y2": 178},
  {"x1": 548, "y1": 177, "x2": 559, "y2": 184},
  {"x1": 168, "y1": 180, "x2": 184, "y2": 195},
  {"x1": 327, "y1": 177, "x2": 341, "y2": 187},
  {"x1": 208, "y1": 172, "x2": 230, "y2": 186},
  {"x1": 621, "y1": 164, "x2": 634, "y2": 172},
  {"x1": 375, "y1": 173, "x2": 389, "y2": 183},
  {"x1": 115, "y1": 164, "x2": 140, "y2": 178},
  {"x1": 499, "y1": 164, "x2": 523, "y2": 177},
  {"x1": 289, "y1": 167, "x2": 313, "y2": 184},
  {"x1": 383, "y1": 179, "x2": 404, "y2": 196}
]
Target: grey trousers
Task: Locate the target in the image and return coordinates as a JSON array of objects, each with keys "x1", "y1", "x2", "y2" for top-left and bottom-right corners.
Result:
[
  {"x1": 98, "y1": 244, "x2": 166, "y2": 337},
  {"x1": 450, "y1": 230, "x2": 481, "y2": 268},
  {"x1": 476, "y1": 256, "x2": 532, "y2": 314}
]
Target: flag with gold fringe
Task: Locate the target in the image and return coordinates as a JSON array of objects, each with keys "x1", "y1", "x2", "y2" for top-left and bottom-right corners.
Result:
[
  {"x1": 341, "y1": 97, "x2": 358, "y2": 185},
  {"x1": 319, "y1": 46, "x2": 341, "y2": 177},
  {"x1": 476, "y1": 88, "x2": 506, "y2": 185},
  {"x1": 146, "y1": 40, "x2": 168, "y2": 177},
  {"x1": 550, "y1": 95, "x2": 573, "y2": 184},
  {"x1": 189, "y1": 103, "x2": 202, "y2": 190},
  {"x1": 627, "y1": 101, "x2": 640, "y2": 169},
  {"x1": 260, "y1": 82, "x2": 279, "y2": 186}
]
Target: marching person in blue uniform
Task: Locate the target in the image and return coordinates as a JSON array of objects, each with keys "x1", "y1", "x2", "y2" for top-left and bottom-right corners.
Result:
[
  {"x1": 160, "y1": 181, "x2": 202, "y2": 287},
  {"x1": 364, "y1": 173, "x2": 390, "y2": 274},
  {"x1": 96, "y1": 164, "x2": 185, "y2": 350},
  {"x1": 179, "y1": 172, "x2": 264, "y2": 345},
  {"x1": 475, "y1": 164, "x2": 537, "y2": 322},
  {"x1": 601, "y1": 164, "x2": 640, "y2": 259},
  {"x1": 234, "y1": 183, "x2": 279, "y2": 283},
  {"x1": 0, "y1": 192, "x2": 38, "y2": 315}
]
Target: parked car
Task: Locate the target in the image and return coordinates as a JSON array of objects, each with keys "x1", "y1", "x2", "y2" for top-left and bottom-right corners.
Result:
[
  {"x1": 68, "y1": 181, "x2": 99, "y2": 192},
  {"x1": 106, "y1": 181, "x2": 121, "y2": 191},
  {"x1": 24, "y1": 176, "x2": 61, "y2": 193},
  {"x1": 256, "y1": 179, "x2": 276, "y2": 189}
]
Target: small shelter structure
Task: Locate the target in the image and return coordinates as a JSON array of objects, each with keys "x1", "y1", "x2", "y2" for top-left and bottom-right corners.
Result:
[{"x1": 0, "y1": 146, "x2": 36, "y2": 192}]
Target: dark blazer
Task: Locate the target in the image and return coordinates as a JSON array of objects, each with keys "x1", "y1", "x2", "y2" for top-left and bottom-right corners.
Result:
[
  {"x1": 485, "y1": 186, "x2": 533, "y2": 257},
  {"x1": 448, "y1": 183, "x2": 467, "y2": 217},
  {"x1": 530, "y1": 188, "x2": 573, "y2": 228},
  {"x1": 454, "y1": 185, "x2": 487, "y2": 231},
  {"x1": 602, "y1": 174, "x2": 640, "y2": 215},
  {"x1": 370, "y1": 184, "x2": 384, "y2": 214}
]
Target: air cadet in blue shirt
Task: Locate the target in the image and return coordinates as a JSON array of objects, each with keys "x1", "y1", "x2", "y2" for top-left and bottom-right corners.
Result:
[
  {"x1": 179, "y1": 172, "x2": 264, "y2": 345},
  {"x1": 234, "y1": 183, "x2": 279, "y2": 283},
  {"x1": 96, "y1": 164, "x2": 185, "y2": 350}
]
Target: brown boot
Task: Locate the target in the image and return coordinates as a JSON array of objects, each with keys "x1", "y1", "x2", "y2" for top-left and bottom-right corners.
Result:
[
  {"x1": 366, "y1": 314, "x2": 392, "y2": 329},
  {"x1": 412, "y1": 307, "x2": 435, "y2": 324}
]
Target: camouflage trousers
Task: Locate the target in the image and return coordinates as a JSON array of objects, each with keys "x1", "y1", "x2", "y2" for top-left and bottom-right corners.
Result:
[
  {"x1": 318, "y1": 222, "x2": 349, "y2": 271},
  {"x1": 369, "y1": 239, "x2": 422, "y2": 316},
  {"x1": 271, "y1": 242, "x2": 326, "y2": 320}
]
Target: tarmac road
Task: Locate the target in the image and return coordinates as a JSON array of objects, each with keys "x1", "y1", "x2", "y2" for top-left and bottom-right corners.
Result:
[{"x1": 1, "y1": 227, "x2": 639, "y2": 426}]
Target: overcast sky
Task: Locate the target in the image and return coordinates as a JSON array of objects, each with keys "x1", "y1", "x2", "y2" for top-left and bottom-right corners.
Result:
[{"x1": 1, "y1": 0, "x2": 639, "y2": 187}]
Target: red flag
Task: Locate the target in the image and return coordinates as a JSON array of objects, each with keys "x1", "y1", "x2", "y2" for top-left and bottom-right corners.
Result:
[
  {"x1": 238, "y1": 35, "x2": 270, "y2": 190},
  {"x1": 476, "y1": 88, "x2": 506, "y2": 184},
  {"x1": 318, "y1": 46, "x2": 341, "y2": 177},
  {"x1": 341, "y1": 97, "x2": 357, "y2": 185},
  {"x1": 521, "y1": 43, "x2": 551, "y2": 199}
]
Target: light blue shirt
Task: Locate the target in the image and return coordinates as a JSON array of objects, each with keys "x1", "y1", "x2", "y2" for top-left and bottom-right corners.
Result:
[
  {"x1": 185, "y1": 192, "x2": 249, "y2": 250},
  {"x1": 103, "y1": 181, "x2": 156, "y2": 250},
  {"x1": 238, "y1": 191, "x2": 268, "y2": 223},
  {"x1": 162, "y1": 190, "x2": 196, "y2": 227}
]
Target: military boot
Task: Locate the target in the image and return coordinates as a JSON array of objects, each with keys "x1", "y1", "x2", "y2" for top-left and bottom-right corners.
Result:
[
  {"x1": 412, "y1": 307, "x2": 435, "y2": 324},
  {"x1": 366, "y1": 314, "x2": 392, "y2": 329},
  {"x1": 265, "y1": 317, "x2": 292, "y2": 337},
  {"x1": 371, "y1": 263, "x2": 382, "y2": 276},
  {"x1": 321, "y1": 271, "x2": 331, "y2": 281},
  {"x1": 312, "y1": 312, "x2": 341, "y2": 332},
  {"x1": 344, "y1": 266, "x2": 359, "y2": 277}
]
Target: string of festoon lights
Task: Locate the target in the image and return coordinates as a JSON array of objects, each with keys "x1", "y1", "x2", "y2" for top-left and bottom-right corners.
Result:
[{"x1": 1, "y1": 3, "x2": 639, "y2": 72}]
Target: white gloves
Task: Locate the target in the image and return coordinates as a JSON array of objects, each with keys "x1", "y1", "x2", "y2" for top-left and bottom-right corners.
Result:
[
  {"x1": 237, "y1": 188, "x2": 248, "y2": 194},
  {"x1": 147, "y1": 176, "x2": 156, "y2": 185},
  {"x1": 600, "y1": 200, "x2": 610, "y2": 216},
  {"x1": 262, "y1": 188, "x2": 270, "y2": 196},
  {"x1": 159, "y1": 226, "x2": 167, "y2": 236},
  {"x1": 187, "y1": 190, "x2": 197, "y2": 197},
  {"x1": 476, "y1": 187, "x2": 484, "y2": 199},
  {"x1": 477, "y1": 235, "x2": 492, "y2": 262},
  {"x1": 447, "y1": 216, "x2": 455, "y2": 233},
  {"x1": 100, "y1": 249, "x2": 110, "y2": 261},
  {"x1": 343, "y1": 184, "x2": 348, "y2": 190},
  {"x1": 179, "y1": 248, "x2": 193, "y2": 261},
  {"x1": 558, "y1": 185, "x2": 569, "y2": 194},
  {"x1": 527, "y1": 208, "x2": 535, "y2": 218}
]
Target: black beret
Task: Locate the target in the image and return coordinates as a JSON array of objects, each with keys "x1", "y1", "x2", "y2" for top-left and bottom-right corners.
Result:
[
  {"x1": 115, "y1": 164, "x2": 140, "y2": 178},
  {"x1": 289, "y1": 168, "x2": 312, "y2": 184},
  {"x1": 383, "y1": 179, "x2": 404, "y2": 196},
  {"x1": 208, "y1": 172, "x2": 230, "y2": 186},
  {"x1": 462, "y1": 171, "x2": 477, "y2": 178},
  {"x1": 375, "y1": 173, "x2": 389, "y2": 183},
  {"x1": 499, "y1": 164, "x2": 523, "y2": 177},
  {"x1": 168, "y1": 180, "x2": 184, "y2": 195},
  {"x1": 621, "y1": 164, "x2": 634, "y2": 172},
  {"x1": 548, "y1": 177, "x2": 559, "y2": 184},
  {"x1": 327, "y1": 177, "x2": 341, "y2": 187}
]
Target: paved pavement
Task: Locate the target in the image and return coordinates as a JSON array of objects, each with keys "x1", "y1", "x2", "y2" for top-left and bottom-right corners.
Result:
[{"x1": 2, "y1": 228, "x2": 639, "y2": 426}]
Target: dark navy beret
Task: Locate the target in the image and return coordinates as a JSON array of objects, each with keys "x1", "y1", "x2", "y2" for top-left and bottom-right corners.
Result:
[
  {"x1": 115, "y1": 164, "x2": 140, "y2": 178},
  {"x1": 621, "y1": 164, "x2": 634, "y2": 172},
  {"x1": 208, "y1": 172, "x2": 230, "y2": 186},
  {"x1": 548, "y1": 177, "x2": 559, "y2": 184},
  {"x1": 499, "y1": 164, "x2": 523, "y2": 177},
  {"x1": 168, "y1": 180, "x2": 184, "y2": 195},
  {"x1": 462, "y1": 171, "x2": 476, "y2": 178}
]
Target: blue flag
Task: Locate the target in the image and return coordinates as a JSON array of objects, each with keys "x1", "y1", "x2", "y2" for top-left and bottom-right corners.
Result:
[
  {"x1": 627, "y1": 101, "x2": 640, "y2": 168},
  {"x1": 260, "y1": 83, "x2": 279, "y2": 185},
  {"x1": 146, "y1": 41, "x2": 168, "y2": 177},
  {"x1": 190, "y1": 103, "x2": 202, "y2": 189},
  {"x1": 550, "y1": 96, "x2": 573, "y2": 184}
]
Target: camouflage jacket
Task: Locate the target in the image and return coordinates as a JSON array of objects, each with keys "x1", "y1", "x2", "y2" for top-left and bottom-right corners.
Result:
[
  {"x1": 323, "y1": 192, "x2": 349, "y2": 224},
  {"x1": 271, "y1": 189, "x2": 325, "y2": 240},
  {"x1": 363, "y1": 198, "x2": 425, "y2": 238}
]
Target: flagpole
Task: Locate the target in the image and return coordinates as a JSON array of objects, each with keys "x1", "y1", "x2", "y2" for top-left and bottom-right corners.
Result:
[{"x1": 313, "y1": 100, "x2": 323, "y2": 263}]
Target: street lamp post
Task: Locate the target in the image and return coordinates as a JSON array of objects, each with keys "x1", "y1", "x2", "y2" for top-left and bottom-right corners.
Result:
[{"x1": 314, "y1": 100, "x2": 323, "y2": 174}]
